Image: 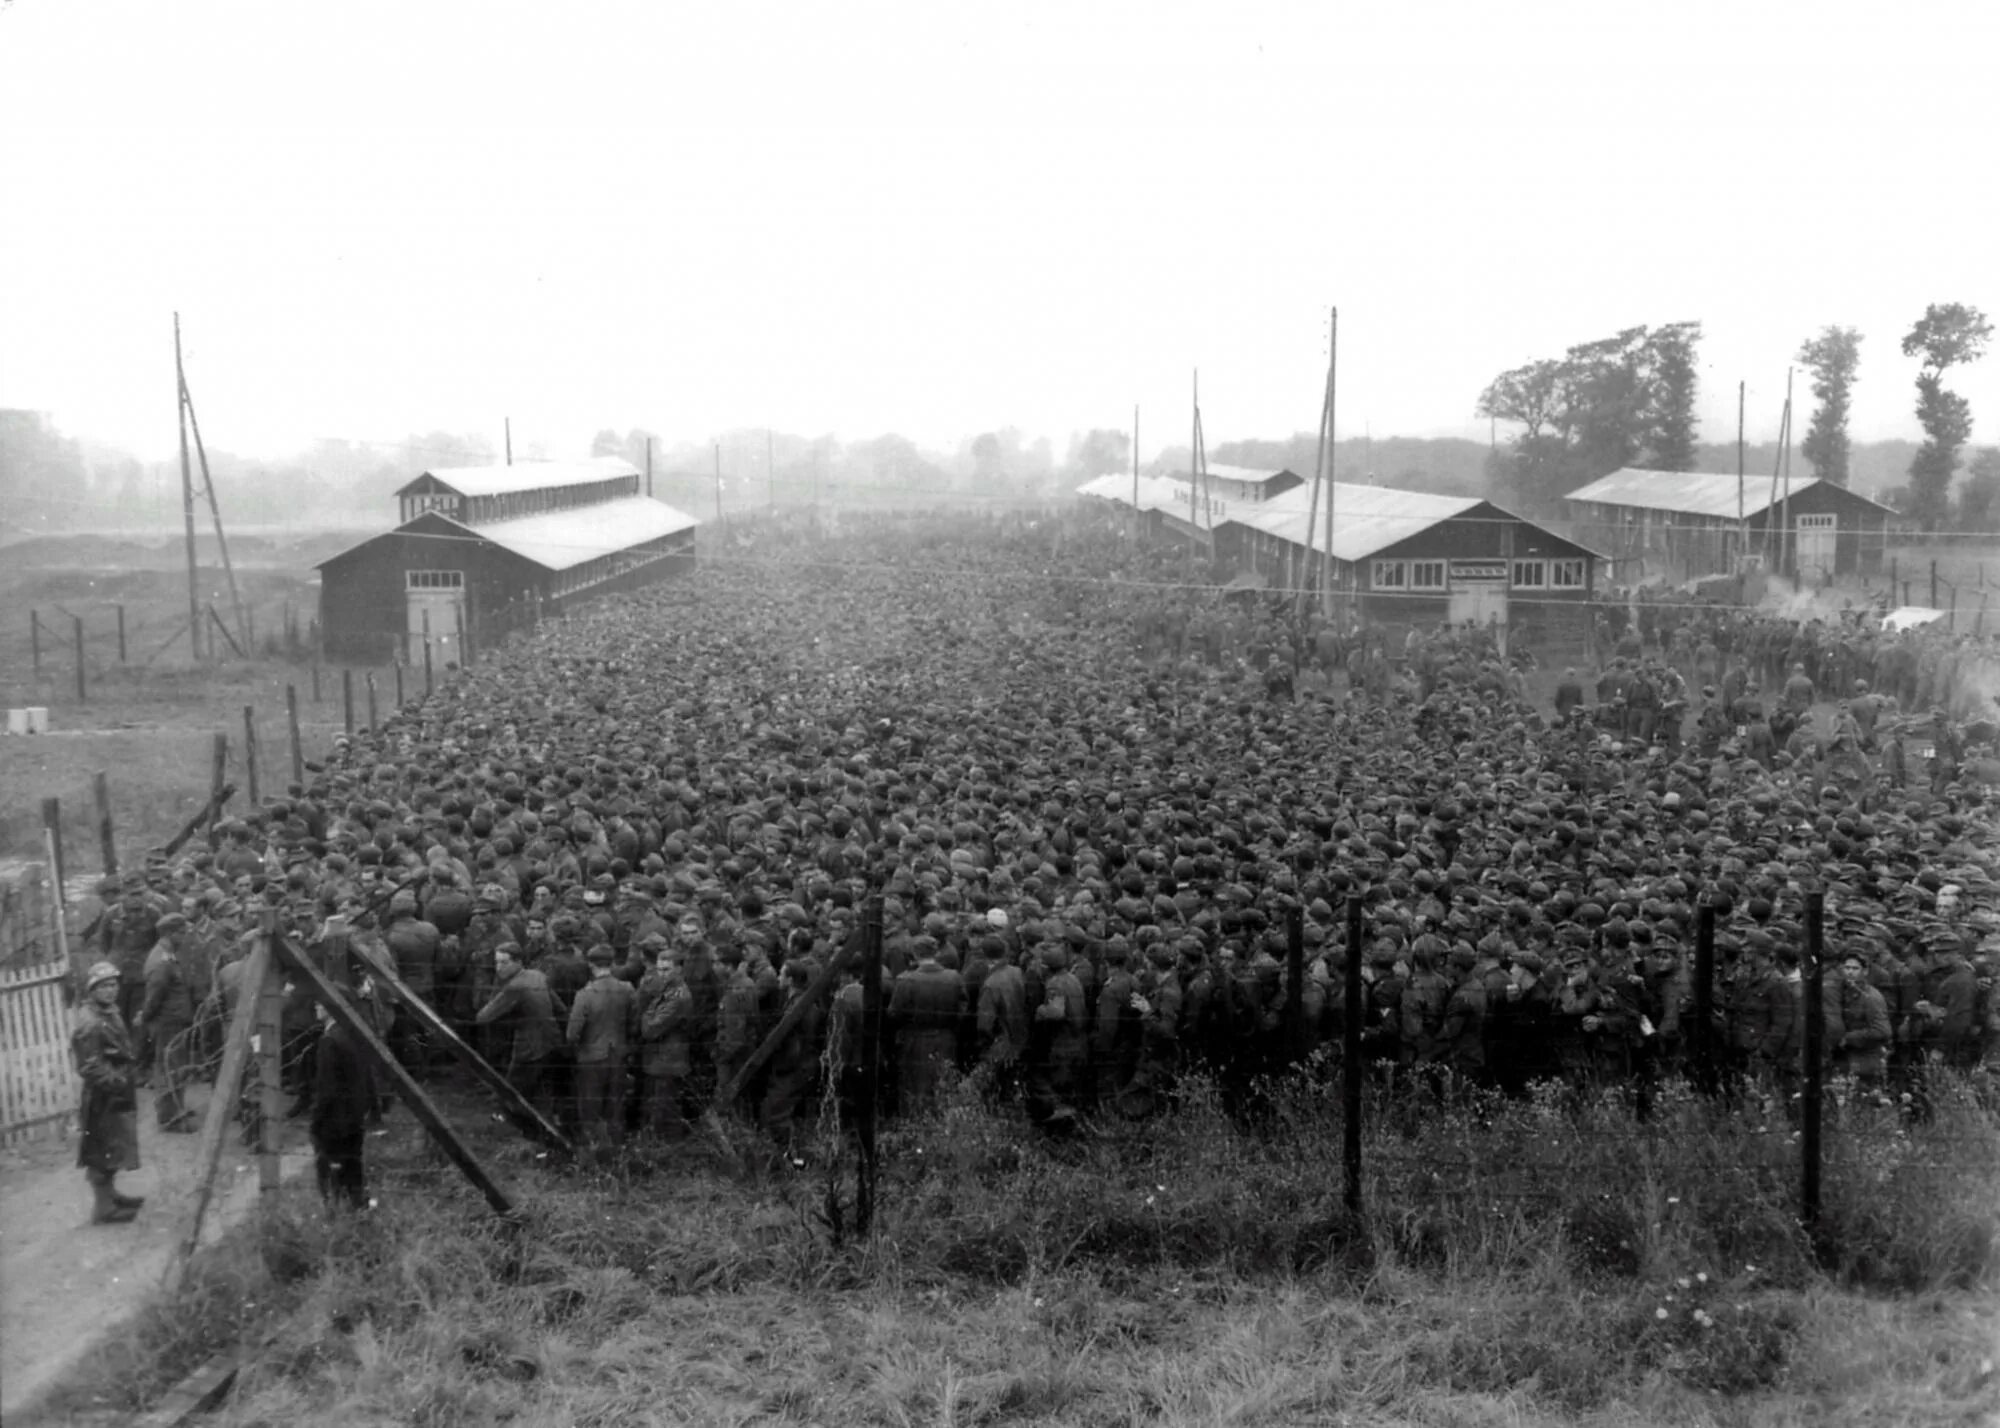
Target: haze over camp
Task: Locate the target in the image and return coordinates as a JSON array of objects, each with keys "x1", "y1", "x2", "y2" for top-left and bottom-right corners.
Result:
[{"x1": 3, "y1": 3, "x2": 2000, "y2": 1426}]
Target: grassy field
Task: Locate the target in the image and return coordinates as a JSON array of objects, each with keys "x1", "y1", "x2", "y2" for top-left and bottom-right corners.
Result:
[
  {"x1": 0, "y1": 532, "x2": 424, "y2": 868},
  {"x1": 32, "y1": 1072, "x2": 2000, "y2": 1427}
]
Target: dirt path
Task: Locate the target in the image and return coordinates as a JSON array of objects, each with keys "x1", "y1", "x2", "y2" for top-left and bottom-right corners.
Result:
[{"x1": 0, "y1": 1088, "x2": 311, "y2": 1424}]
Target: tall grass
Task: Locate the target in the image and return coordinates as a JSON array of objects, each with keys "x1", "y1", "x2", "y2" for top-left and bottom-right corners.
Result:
[{"x1": 39, "y1": 1071, "x2": 2000, "y2": 1426}]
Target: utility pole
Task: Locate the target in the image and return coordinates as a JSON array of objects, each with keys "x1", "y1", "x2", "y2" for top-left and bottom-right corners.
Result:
[
  {"x1": 1778, "y1": 365, "x2": 1795, "y2": 579},
  {"x1": 175, "y1": 314, "x2": 203, "y2": 662},
  {"x1": 1131, "y1": 404, "x2": 1141, "y2": 541},
  {"x1": 178, "y1": 334, "x2": 248, "y2": 653},
  {"x1": 1736, "y1": 379, "x2": 1746, "y2": 568},
  {"x1": 1298, "y1": 323, "x2": 1332, "y2": 620},
  {"x1": 1324, "y1": 306, "x2": 1338, "y2": 617}
]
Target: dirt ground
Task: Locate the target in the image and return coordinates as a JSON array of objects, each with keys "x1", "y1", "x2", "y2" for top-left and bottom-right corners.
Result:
[{"x1": 0, "y1": 1088, "x2": 311, "y2": 1424}]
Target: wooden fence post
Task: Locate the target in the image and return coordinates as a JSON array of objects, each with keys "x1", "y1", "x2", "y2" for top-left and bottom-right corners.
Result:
[
  {"x1": 163, "y1": 938, "x2": 272, "y2": 1300},
  {"x1": 856, "y1": 891, "x2": 884, "y2": 1235},
  {"x1": 40, "y1": 798, "x2": 65, "y2": 906},
  {"x1": 1343, "y1": 891, "x2": 1363, "y2": 1218},
  {"x1": 286, "y1": 684, "x2": 304, "y2": 789},
  {"x1": 256, "y1": 912, "x2": 285, "y2": 1191},
  {"x1": 1801, "y1": 889, "x2": 1825, "y2": 1232},
  {"x1": 208, "y1": 734, "x2": 228, "y2": 845},
  {"x1": 92, "y1": 771, "x2": 118, "y2": 877},
  {"x1": 73, "y1": 615, "x2": 86, "y2": 703},
  {"x1": 242, "y1": 706, "x2": 259, "y2": 806}
]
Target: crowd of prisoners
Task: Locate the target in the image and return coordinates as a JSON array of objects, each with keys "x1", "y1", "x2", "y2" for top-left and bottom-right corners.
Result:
[{"x1": 95, "y1": 508, "x2": 2000, "y2": 1158}]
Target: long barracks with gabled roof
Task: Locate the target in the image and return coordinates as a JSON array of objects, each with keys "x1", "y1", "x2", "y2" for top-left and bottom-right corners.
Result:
[
  {"x1": 316, "y1": 457, "x2": 701, "y2": 664},
  {"x1": 1077, "y1": 472, "x2": 1603, "y2": 646},
  {"x1": 1565, "y1": 467, "x2": 1892, "y2": 585}
]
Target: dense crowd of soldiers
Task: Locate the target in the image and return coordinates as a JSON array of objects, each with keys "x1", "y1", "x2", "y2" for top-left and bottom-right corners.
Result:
[{"x1": 67, "y1": 507, "x2": 2000, "y2": 1215}]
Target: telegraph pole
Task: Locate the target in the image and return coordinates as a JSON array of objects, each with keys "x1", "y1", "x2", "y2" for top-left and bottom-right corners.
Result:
[
  {"x1": 1324, "y1": 306, "x2": 1338, "y2": 617},
  {"x1": 175, "y1": 314, "x2": 203, "y2": 662}
]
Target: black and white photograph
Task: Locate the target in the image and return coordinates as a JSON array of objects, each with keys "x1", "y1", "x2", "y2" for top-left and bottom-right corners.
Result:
[{"x1": 2, "y1": 2, "x2": 1997, "y2": 1423}]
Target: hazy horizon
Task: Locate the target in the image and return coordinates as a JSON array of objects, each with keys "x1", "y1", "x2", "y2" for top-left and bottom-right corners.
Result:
[{"x1": 4, "y1": 1, "x2": 1996, "y2": 469}]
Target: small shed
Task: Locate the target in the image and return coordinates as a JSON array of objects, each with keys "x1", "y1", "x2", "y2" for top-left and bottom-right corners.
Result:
[{"x1": 1564, "y1": 468, "x2": 1891, "y2": 584}]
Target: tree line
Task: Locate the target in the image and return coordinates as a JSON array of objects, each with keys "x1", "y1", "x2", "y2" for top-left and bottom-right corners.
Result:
[{"x1": 1476, "y1": 305, "x2": 1992, "y2": 531}]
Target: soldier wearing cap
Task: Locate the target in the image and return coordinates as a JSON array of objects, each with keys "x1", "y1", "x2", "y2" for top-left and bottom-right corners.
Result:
[
  {"x1": 567, "y1": 944, "x2": 638, "y2": 1153},
  {"x1": 139, "y1": 913, "x2": 198, "y2": 1132},
  {"x1": 72, "y1": 962, "x2": 145, "y2": 1224}
]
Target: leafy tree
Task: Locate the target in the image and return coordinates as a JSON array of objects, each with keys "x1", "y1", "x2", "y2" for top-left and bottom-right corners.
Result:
[
  {"x1": 1960, "y1": 447, "x2": 2000, "y2": 532},
  {"x1": 1796, "y1": 325, "x2": 1862, "y2": 487},
  {"x1": 1639, "y1": 321, "x2": 1701, "y2": 472},
  {"x1": 1901, "y1": 302, "x2": 1992, "y2": 529},
  {"x1": 1476, "y1": 323, "x2": 1702, "y2": 511},
  {"x1": 1064, "y1": 428, "x2": 1131, "y2": 480}
]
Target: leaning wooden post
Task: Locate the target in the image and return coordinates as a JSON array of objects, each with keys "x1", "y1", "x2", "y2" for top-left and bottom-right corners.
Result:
[
  {"x1": 256, "y1": 911, "x2": 285, "y2": 1191},
  {"x1": 272, "y1": 931, "x2": 520, "y2": 1219},
  {"x1": 351, "y1": 949, "x2": 573, "y2": 1153},
  {"x1": 242, "y1": 706, "x2": 259, "y2": 806},
  {"x1": 163, "y1": 938, "x2": 272, "y2": 1299},
  {"x1": 92, "y1": 771, "x2": 118, "y2": 877},
  {"x1": 207, "y1": 734, "x2": 228, "y2": 846},
  {"x1": 285, "y1": 684, "x2": 304, "y2": 789},
  {"x1": 73, "y1": 614, "x2": 87, "y2": 703},
  {"x1": 41, "y1": 797, "x2": 66, "y2": 906}
]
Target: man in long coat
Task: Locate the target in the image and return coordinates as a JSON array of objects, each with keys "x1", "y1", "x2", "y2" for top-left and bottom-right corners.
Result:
[{"x1": 72, "y1": 962, "x2": 144, "y2": 1224}]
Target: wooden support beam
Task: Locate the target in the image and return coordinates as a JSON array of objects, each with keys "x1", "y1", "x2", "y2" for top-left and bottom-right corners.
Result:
[
  {"x1": 271, "y1": 931, "x2": 519, "y2": 1220},
  {"x1": 352, "y1": 947, "x2": 572, "y2": 1154},
  {"x1": 164, "y1": 939, "x2": 270, "y2": 1300},
  {"x1": 159, "y1": 783, "x2": 236, "y2": 858}
]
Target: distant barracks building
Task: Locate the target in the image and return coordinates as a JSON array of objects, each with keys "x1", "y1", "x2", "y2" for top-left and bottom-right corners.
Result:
[
  {"x1": 316, "y1": 457, "x2": 700, "y2": 663},
  {"x1": 1565, "y1": 468, "x2": 1892, "y2": 585},
  {"x1": 1078, "y1": 468, "x2": 1601, "y2": 644}
]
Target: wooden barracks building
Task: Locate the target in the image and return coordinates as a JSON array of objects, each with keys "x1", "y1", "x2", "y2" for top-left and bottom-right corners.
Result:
[
  {"x1": 316, "y1": 457, "x2": 699, "y2": 662},
  {"x1": 1078, "y1": 469, "x2": 1602, "y2": 644}
]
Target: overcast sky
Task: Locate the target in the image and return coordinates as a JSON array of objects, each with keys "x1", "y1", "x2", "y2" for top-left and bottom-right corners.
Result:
[{"x1": 2, "y1": 0, "x2": 1996, "y2": 468}]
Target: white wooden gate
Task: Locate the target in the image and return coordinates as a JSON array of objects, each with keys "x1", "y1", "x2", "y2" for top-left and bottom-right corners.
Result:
[
  {"x1": 1795, "y1": 514, "x2": 1836, "y2": 582},
  {"x1": 0, "y1": 863, "x2": 79, "y2": 1145}
]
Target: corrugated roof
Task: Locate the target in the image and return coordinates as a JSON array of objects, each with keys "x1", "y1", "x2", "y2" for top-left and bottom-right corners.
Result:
[
  {"x1": 1563, "y1": 468, "x2": 1877, "y2": 520},
  {"x1": 317, "y1": 495, "x2": 699, "y2": 573},
  {"x1": 472, "y1": 496, "x2": 698, "y2": 570},
  {"x1": 1078, "y1": 473, "x2": 1487, "y2": 560},
  {"x1": 396, "y1": 455, "x2": 641, "y2": 500},
  {"x1": 1201, "y1": 463, "x2": 1299, "y2": 488}
]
